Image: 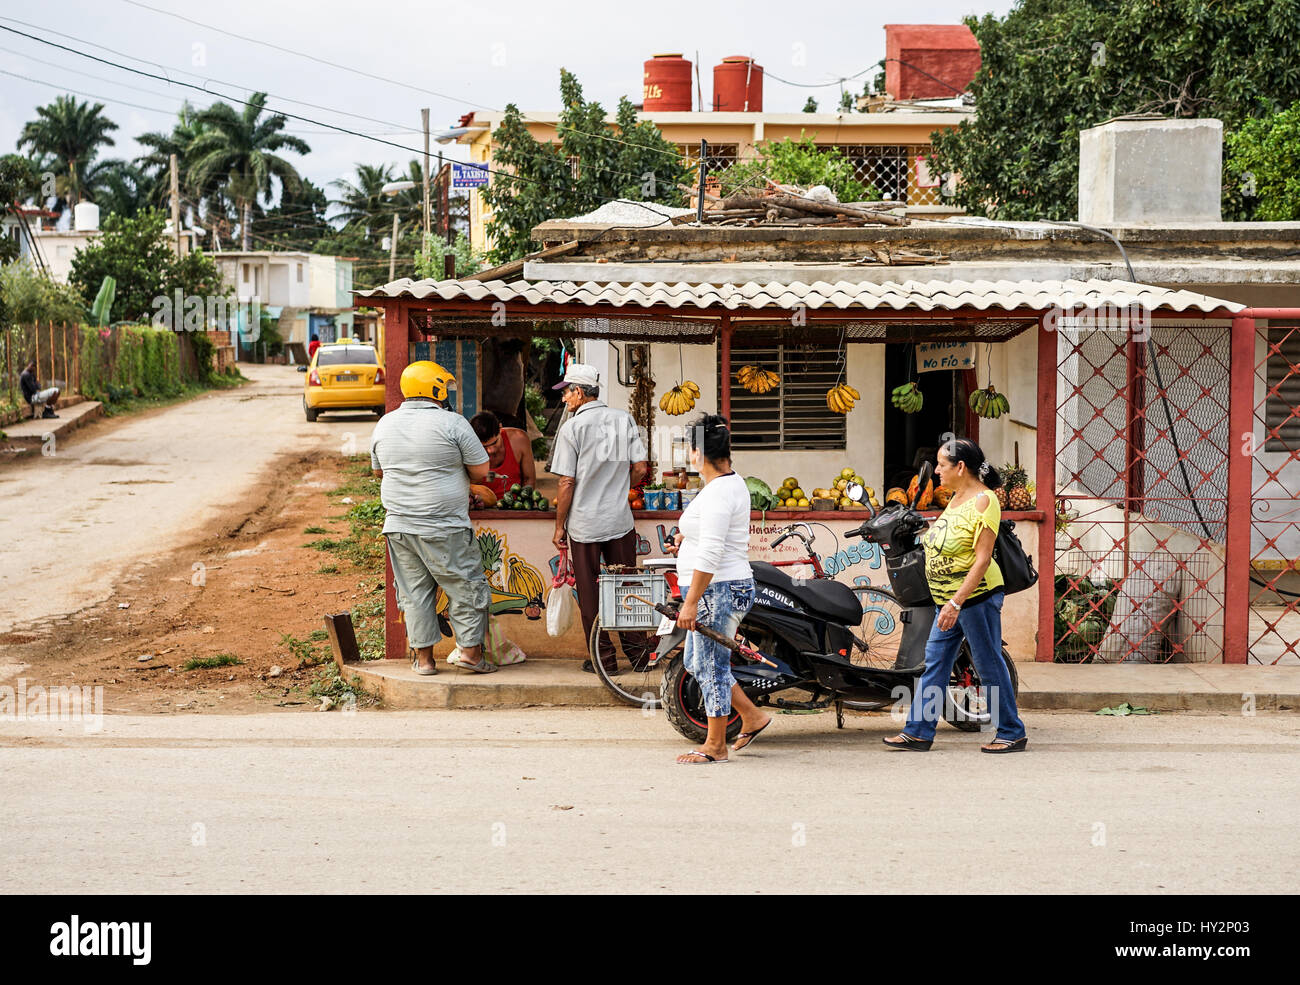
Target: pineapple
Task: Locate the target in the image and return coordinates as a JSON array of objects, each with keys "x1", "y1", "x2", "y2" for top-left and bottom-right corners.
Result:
[{"x1": 1000, "y1": 463, "x2": 1033, "y2": 511}]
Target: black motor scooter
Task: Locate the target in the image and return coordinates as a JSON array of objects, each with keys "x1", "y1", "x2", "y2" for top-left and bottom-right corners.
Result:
[{"x1": 657, "y1": 463, "x2": 1017, "y2": 744}]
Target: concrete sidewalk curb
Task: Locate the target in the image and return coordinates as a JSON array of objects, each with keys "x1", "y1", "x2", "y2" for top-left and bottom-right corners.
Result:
[
  {"x1": 345, "y1": 659, "x2": 1300, "y2": 713},
  {"x1": 3, "y1": 399, "x2": 103, "y2": 447}
]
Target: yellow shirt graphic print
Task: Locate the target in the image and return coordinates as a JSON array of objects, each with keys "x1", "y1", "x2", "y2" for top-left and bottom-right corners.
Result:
[{"x1": 921, "y1": 492, "x2": 1004, "y2": 605}]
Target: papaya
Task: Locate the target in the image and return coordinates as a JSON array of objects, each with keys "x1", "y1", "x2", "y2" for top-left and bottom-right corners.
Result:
[
  {"x1": 906, "y1": 474, "x2": 935, "y2": 509},
  {"x1": 469, "y1": 483, "x2": 498, "y2": 508},
  {"x1": 886, "y1": 487, "x2": 908, "y2": 505},
  {"x1": 932, "y1": 485, "x2": 954, "y2": 508}
]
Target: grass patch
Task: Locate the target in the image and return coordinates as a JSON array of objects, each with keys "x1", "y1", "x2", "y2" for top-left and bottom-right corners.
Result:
[
  {"x1": 310, "y1": 664, "x2": 381, "y2": 709},
  {"x1": 304, "y1": 525, "x2": 329, "y2": 534},
  {"x1": 182, "y1": 653, "x2": 242, "y2": 670},
  {"x1": 304, "y1": 538, "x2": 344, "y2": 551},
  {"x1": 316, "y1": 563, "x2": 340, "y2": 575},
  {"x1": 281, "y1": 632, "x2": 329, "y2": 667}
]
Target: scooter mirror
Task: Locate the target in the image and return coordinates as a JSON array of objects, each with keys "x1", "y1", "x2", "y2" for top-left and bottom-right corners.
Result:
[{"x1": 846, "y1": 482, "x2": 865, "y2": 503}]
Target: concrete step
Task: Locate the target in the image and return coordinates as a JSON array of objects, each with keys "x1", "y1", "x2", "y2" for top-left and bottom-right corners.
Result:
[
  {"x1": 347, "y1": 657, "x2": 1300, "y2": 713},
  {"x1": 2, "y1": 399, "x2": 103, "y2": 449}
]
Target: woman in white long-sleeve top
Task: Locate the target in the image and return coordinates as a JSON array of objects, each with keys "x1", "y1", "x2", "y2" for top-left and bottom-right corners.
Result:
[{"x1": 670, "y1": 415, "x2": 771, "y2": 765}]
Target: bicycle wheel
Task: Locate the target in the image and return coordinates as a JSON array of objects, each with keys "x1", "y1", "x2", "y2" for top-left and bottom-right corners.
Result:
[
  {"x1": 849, "y1": 583, "x2": 908, "y2": 669},
  {"x1": 589, "y1": 619, "x2": 678, "y2": 709}
]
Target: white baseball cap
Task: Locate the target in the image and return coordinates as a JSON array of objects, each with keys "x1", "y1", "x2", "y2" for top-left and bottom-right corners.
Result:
[{"x1": 553, "y1": 363, "x2": 600, "y2": 390}]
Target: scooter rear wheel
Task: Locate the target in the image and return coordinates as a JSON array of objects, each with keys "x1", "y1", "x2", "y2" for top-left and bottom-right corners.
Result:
[
  {"x1": 945, "y1": 644, "x2": 1019, "y2": 731},
  {"x1": 660, "y1": 653, "x2": 744, "y2": 745}
]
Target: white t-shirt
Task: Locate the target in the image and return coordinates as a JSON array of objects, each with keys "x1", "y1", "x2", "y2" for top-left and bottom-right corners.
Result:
[{"x1": 676, "y1": 471, "x2": 753, "y2": 583}]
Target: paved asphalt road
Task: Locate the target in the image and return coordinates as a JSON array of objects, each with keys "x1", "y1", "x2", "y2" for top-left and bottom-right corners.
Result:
[
  {"x1": 2, "y1": 708, "x2": 1296, "y2": 894},
  {"x1": 0, "y1": 365, "x2": 373, "y2": 634}
]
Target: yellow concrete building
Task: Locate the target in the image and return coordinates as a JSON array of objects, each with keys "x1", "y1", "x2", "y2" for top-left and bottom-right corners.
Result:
[{"x1": 455, "y1": 108, "x2": 968, "y2": 254}]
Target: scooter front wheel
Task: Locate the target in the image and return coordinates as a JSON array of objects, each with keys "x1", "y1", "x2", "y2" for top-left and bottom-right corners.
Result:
[{"x1": 660, "y1": 653, "x2": 744, "y2": 745}]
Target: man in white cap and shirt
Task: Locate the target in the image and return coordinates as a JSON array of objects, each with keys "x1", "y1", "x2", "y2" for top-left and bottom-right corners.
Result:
[{"x1": 549, "y1": 363, "x2": 651, "y2": 674}]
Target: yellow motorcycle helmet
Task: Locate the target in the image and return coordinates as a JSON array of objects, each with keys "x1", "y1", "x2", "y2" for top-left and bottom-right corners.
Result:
[{"x1": 399, "y1": 360, "x2": 455, "y2": 402}]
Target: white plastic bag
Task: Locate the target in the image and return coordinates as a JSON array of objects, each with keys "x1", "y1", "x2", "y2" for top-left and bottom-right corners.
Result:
[{"x1": 546, "y1": 549, "x2": 578, "y2": 637}]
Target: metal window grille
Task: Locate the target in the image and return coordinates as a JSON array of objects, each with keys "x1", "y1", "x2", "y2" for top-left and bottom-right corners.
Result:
[
  {"x1": 1264, "y1": 324, "x2": 1300, "y2": 453},
  {"x1": 1054, "y1": 320, "x2": 1232, "y2": 663},
  {"x1": 680, "y1": 143, "x2": 739, "y2": 179},
  {"x1": 720, "y1": 343, "x2": 847, "y2": 451}
]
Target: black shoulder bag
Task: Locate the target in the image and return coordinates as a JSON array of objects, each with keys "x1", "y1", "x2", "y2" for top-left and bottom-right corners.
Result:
[{"x1": 993, "y1": 519, "x2": 1038, "y2": 595}]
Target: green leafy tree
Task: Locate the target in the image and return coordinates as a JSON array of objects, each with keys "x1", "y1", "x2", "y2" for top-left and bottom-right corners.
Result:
[
  {"x1": 802, "y1": 96, "x2": 819, "y2": 113},
  {"x1": 17, "y1": 95, "x2": 119, "y2": 208},
  {"x1": 188, "y1": 93, "x2": 310, "y2": 250},
  {"x1": 1225, "y1": 100, "x2": 1300, "y2": 219},
  {"x1": 0, "y1": 261, "x2": 85, "y2": 325},
  {"x1": 928, "y1": 0, "x2": 1300, "y2": 220},
  {"x1": 330, "y1": 162, "x2": 396, "y2": 239},
  {"x1": 415, "y1": 231, "x2": 484, "y2": 279},
  {"x1": 68, "y1": 209, "x2": 227, "y2": 322},
  {"x1": 481, "y1": 69, "x2": 687, "y2": 264},
  {"x1": 713, "y1": 134, "x2": 877, "y2": 201}
]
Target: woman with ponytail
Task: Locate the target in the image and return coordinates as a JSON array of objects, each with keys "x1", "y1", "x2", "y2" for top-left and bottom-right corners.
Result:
[
  {"x1": 668, "y1": 414, "x2": 770, "y2": 764},
  {"x1": 883, "y1": 438, "x2": 1028, "y2": 753}
]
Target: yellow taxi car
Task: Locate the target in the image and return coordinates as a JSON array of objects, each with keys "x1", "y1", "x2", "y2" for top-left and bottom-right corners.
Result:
[{"x1": 303, "y1": 339, "x2": 386, "y2": 421}]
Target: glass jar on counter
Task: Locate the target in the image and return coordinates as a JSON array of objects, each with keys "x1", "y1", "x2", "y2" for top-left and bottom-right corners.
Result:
[
  {"x1": 687, "y1": 472, "x2": 701, "y2": 490},
  {"x1": 675, "y1": 468, "x2": 688, "y2": 490}
]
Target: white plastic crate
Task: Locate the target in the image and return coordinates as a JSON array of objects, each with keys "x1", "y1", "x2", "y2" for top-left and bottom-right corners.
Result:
[{"x1": 598, "y1": 571, "x2": 668, "y2": 629}]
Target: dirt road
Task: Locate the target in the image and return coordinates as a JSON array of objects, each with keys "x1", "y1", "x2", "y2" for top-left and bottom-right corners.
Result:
[
  {"x1": 2, "y1": 708, "x2": 1296, "y2": 893},
  {"x1": 0, "y1": 365, "x2": 374, "y2": 636}
]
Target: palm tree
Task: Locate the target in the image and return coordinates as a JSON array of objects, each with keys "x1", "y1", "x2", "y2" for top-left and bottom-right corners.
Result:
[
  {"x1": 135, "y1": 102, "x2": 206, "y2": 209},
  {"x1": 188, "y1": 92, "x2": 310, "y2": 250},
  {"x1": 17, "y1": 95, "x2": 119, "y2": 208},
  {"x1": 330, "y1": 162, "x2": 395, "y2": 239},
  {"x1": 83, "y1": 157, "x2": 156, "y2": 218}
]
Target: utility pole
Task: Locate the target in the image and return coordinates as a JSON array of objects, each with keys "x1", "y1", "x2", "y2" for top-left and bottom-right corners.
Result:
[
  {"x1": 388, "y1": 211, "x2": 400, "y2": 283},
  {"x1": 421, "y1": 108, "x2": 431, "y2": 244},
  {"x1": 169, "y1": 153, "x2": 182, "y2": 258},
  {"x1": 438, "y1": 152, "x2": 449, "y2": 244}
]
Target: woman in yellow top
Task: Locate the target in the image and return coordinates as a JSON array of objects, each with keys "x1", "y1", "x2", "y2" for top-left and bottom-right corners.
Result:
[{"x1": 884, "y1": 438, "x2": 1028, "y2": 753}]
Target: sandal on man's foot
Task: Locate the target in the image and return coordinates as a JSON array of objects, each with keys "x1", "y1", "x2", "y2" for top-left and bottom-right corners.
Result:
[
  {"x1": 732, "y1": 718, "x2": 772, "y2": 752},
  {"x1": 882, "y1": 733, "x2": 932, "y2": 751},
  {"x1": 411, "y1": 658, "x2": 438, "y2": 676},
  {"x1": 454, "y1": 655, "x2": 496, "y2": 674},
  {"x1": 981, "y1": 736, "x2": 1028, "y2": 754},
  {"x1": 676, "y1": 750, "x2": 729, "y2": 765}
]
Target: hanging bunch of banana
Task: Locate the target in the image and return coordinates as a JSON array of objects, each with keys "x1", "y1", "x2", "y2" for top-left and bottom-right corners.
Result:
[
  {"x1": 891, "y1": 381, "x2": 923, "y2": 413},
  {"x1": 969, "y1": 385, "x2": 1010, "y2": 419},
  {"x1": 659, "y1": 380, "x2": 700, "y2": 416},
  {"x1": 826, "y1": 383, "x2": 860, "y2": 415},
  {"x1": 737, "y1": 365, "x2": 779, "y2": 394}
]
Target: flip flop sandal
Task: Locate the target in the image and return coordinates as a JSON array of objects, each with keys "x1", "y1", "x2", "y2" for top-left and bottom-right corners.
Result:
[
  {"x1": 456, "y1": 655, "x2": 497, "y2": 674},
  {"x1": 882, "y1": 733, "x2": 932, "y2": 751},
  {"x1": 677, "y1": 750, "x2": 730, "y2": 765},
  {"x1": 732, "y1": 719, "x2": 772, "y2": 752},
  {"x1": 411, "y1": 658, "x2": 438, "y2": 677},
  {"x1": 981, "y1": 737, "x2": 1028, "y2": 754}
]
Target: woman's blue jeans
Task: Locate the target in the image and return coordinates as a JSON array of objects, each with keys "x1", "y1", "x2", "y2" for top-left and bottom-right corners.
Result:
[
  {"x1": 683, "y1": 578, "x2": 755, "y2": 717},
  {"x1": 903, "y1": 590, "x2": 1026, "y2": 743}
]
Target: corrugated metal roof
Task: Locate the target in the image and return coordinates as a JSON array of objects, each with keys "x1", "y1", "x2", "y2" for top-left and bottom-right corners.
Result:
[{"x1": 355, "y1": 277, "x2": 1244, "y2": 313}]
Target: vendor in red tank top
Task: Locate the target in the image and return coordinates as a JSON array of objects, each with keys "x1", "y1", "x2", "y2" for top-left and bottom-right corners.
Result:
[{"x1": 471, "y1": 411, "x2": 537, "y2": 498}]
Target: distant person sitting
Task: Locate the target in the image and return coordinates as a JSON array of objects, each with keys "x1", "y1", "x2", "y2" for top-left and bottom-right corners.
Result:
[
  {"x1": 308, "y1": 333, "x2": 321, "y2": 361},
  {"x1": 19, "y1": 362, "x2": 59, "y2": 419},
  {"x1": 471, "y1": 411, "x2": 537, "y2": 499}
]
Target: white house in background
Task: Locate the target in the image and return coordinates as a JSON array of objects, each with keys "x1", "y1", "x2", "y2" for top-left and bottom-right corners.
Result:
[
  {"x1": 2, "y1": 202, "x2": 197, "y2": 283},
  {"x1": 214, "y1": 250, "x2": 356, "y2": 356},
  {"x1": 308, "y1": 254, "x2": 357, "y2": 342}
]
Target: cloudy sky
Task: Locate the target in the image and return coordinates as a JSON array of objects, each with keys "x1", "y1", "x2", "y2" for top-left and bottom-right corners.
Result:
[{"x1": 0, "y1": 0, "x2": 1016, "y2": 202}]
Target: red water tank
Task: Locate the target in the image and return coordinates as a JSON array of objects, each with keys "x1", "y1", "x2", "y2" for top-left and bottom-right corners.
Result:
[
  {"x1": 885, "y1": 24, "x2": 981, "y2": 100},
  {"x1": 713, "y1": 56, "x2": 763, "y2": 112},
  {"x1": 643, "y1": 54, "x2": 694, "y2": 112}
]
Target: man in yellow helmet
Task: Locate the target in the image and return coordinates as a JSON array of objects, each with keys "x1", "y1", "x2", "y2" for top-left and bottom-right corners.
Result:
[{"x1": 370, "y1": 361, "x2": 494, "y2": 675}]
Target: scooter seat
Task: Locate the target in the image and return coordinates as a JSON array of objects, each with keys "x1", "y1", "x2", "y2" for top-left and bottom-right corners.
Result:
[{"x1": 751, "y1": 562, "x2": 863, "y2": 625}]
